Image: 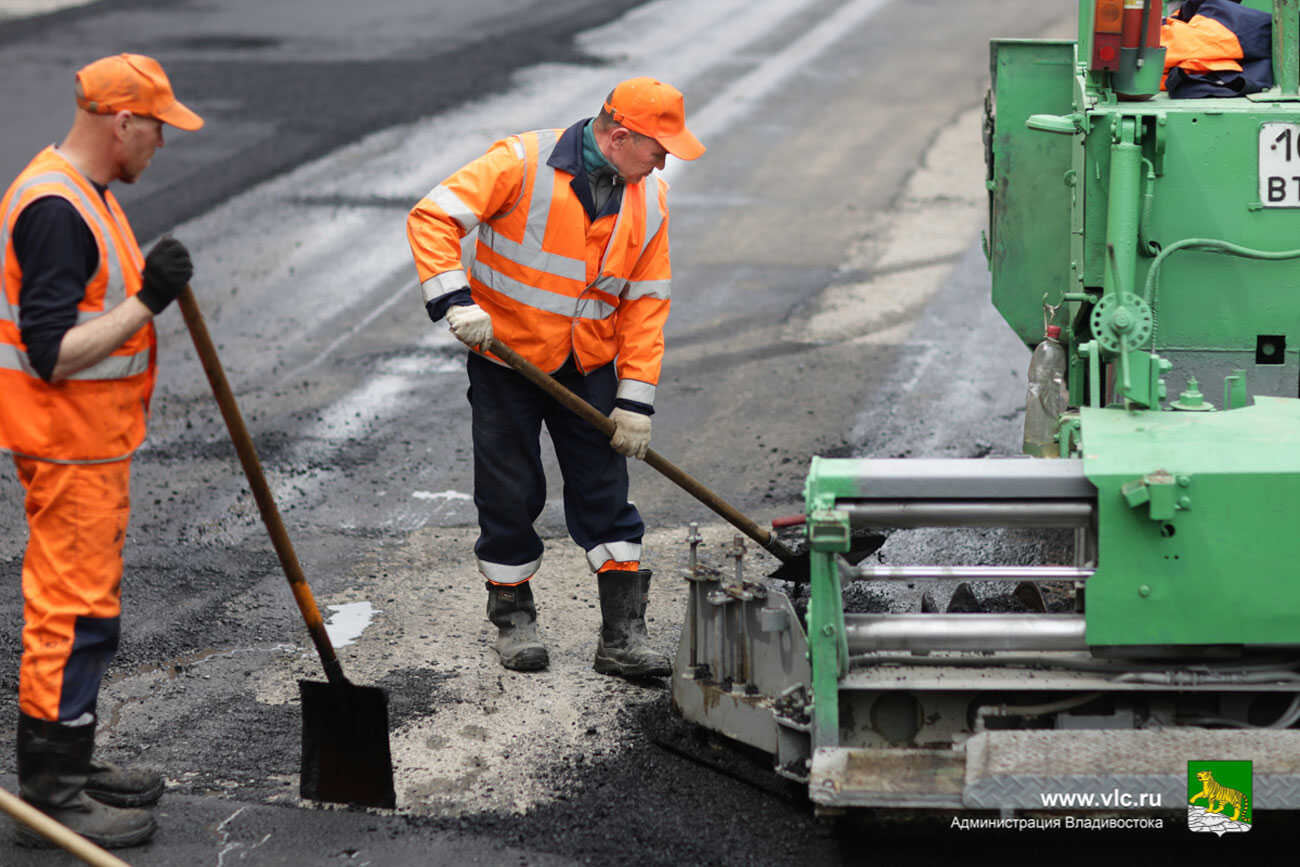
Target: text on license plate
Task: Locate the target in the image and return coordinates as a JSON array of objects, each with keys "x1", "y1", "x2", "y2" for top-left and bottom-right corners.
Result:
[{"x1": 1260, "y1": 122, "x2": 1300, "y2": 207}]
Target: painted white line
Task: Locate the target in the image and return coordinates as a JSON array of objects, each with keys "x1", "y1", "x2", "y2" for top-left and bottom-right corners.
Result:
[
  {"x1": 662, "y1": 0, "x2": 896, "y2": 184},
  {"x1": 0, "y1": 0, "x2": 93, "y2": 19},
  {"x1": 324, "y1": 601, "x2": 377, "y2": 648},
  {"x1": 412, "y1": 490, "x2": 472, "y2": 501},
  {"x1": 288, "y1": 279, "x2": 416, "y2": 379}
]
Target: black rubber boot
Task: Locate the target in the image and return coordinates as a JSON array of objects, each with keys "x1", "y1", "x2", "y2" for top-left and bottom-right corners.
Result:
[
  {"x1": 14, "y1": 714, "x2": 157, "y2": 849},
  {"x1": 593, "y1": 569, "x2": 671, "y2": 678},
  {"x1": 85, "y1": 758, "x2": 165, "y2": 807},
  {"x1": 486, "y1": 581, "x2": 549, "y2": 671}
]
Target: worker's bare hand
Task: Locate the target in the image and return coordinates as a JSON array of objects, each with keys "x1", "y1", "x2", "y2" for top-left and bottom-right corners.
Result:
[
  {"x1": 446, "y1": 303, "x2": 493, "y2": 349},
  {"x1": 609, "y1": 408, "x2": 651, "y2": 459}
]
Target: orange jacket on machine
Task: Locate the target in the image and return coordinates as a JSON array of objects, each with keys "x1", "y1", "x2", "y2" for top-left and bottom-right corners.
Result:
[
  {"x1": 407, "y1": 128, "x2": 671, "y2": 411},
  {"x1": 1161, "y1": 0, "x2": 1273, "y2": 97},
  {"x1": 0, "y1": 146, "x2": 157, "y2": 462}
]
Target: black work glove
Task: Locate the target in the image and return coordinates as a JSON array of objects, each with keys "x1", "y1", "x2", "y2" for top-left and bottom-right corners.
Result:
[{"x1": 137, "y1": 236, "x2": 193, "y2": 314}]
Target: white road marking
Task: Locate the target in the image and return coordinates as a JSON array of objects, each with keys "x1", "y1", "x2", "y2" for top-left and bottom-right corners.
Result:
[
  {"x1": 324, "y1": 601, "x2": 377, "y2": 648},
  {"x1": 0, "y1": 0, "x2": 93, "y2": 20}
]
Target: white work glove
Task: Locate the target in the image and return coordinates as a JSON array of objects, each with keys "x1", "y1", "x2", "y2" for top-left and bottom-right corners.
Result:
[
  {"x1": 446, "y1": 303, "x2": 493, "y2": 349},
  {"x1": 609, "y1": 408, "x2": 652, "y2": 460}
]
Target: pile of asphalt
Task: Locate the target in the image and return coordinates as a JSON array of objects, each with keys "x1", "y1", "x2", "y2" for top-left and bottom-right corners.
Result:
[{"x1": 775, "y1": 524, "x2": 1078, "y2": 620}]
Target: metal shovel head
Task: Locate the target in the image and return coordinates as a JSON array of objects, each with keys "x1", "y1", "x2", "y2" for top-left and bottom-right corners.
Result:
[
  {"x1": 299, "y1": 679, "x2": 396, "y2": 808},
  {"x1": 766, "y1": 528, "x2": 890, "y2": 582}
]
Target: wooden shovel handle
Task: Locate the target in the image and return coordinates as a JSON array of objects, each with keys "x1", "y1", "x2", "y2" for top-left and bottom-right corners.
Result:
[
  {"x1": 0, "y1": 786, "x2": 130, "y2": 867},
  {"x1": 178, "y1": 286, "x2": 346, "y2": 685},
  {"x1": 483, "y1": 337, "x2": 798, "y2": 564}
]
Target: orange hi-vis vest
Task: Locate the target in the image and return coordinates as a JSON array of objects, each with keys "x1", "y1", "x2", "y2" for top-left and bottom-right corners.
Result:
[
  {"x1": 407, "y1": 128, "x2": 671, "y2": 410},
  {"x1": 0, "y1": 147, "x2": 157, "y2": 463}
]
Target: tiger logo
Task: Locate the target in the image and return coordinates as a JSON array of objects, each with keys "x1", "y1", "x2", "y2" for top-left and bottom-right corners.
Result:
[{"x1": 1189, "y1": 770, "x2": 1250, "y2": 823}]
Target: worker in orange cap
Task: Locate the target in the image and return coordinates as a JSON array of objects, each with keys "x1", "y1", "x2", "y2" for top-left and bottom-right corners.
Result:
[
  {"x1": 0, "y1": 53, "x2": 203, "y2": 849},
  {"x1": 407, "y1": 77, "x2": 704, "y2": 678}
]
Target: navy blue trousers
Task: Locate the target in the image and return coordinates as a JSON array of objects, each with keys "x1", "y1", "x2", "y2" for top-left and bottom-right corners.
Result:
[{"x1": 467, "y1": 352, "x2": 644, "y2": 582}]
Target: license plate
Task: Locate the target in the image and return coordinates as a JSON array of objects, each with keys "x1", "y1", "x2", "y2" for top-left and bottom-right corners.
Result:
[{"x1": 1260, "y1": 122, "x2": 1300, "y2": 207}]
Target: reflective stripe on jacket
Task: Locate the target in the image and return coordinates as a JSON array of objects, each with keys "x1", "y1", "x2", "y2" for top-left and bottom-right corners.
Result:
[
  {"x1": 407, "y1": 125, "x2": 671, "y2": 409},
  {"x1": 0, "y1": 147, "x2": 156, "y2": 463}
]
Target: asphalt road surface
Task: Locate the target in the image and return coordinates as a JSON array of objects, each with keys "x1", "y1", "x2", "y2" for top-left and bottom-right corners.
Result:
[{"x1": 4, "y1": 0, "x2": 1272, "y2": 864}]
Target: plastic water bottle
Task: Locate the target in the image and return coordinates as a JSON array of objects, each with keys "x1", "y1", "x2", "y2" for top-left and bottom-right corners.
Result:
[{"x1": 1023, "y1": 325, "x2": 1069, "y2": 458}]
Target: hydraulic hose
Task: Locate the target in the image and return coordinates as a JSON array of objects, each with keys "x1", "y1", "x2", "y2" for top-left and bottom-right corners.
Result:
[
  {"x1": 1178, "y1": 693, "x2": 1300, "y2": 730},
  {"x1": 973, "y1": 692, "x2": 1103, "y2": 733},
  {"x1": 1113, "y1": 670, "x2": 1300, "y2": 686},
  {"x1": 1140, "y1": 238, "x2": 1300, "y2": 346},
  {"x1": 1143, "y1": 238, "x2": 1300, "y2": 304}
]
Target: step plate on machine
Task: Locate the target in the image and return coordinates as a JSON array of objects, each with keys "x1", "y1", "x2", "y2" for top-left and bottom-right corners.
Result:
[{"x1": 810, "y1": 729, "x2": 1300, "y2": 809}]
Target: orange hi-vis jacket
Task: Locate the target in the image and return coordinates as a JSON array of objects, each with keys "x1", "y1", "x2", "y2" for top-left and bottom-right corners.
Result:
[
  {"x1": 0, "y1": 147, "x2": 157, "y2": 463},
  {"x1": 407, "y1": 126, "x2": 671, "y2": 410}
]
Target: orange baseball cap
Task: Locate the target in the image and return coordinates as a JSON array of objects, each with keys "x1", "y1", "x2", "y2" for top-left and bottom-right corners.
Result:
[
  {"x1": 75, "y1": 54, "x2": 204, "y2": 131},
  {"x1": 603, "y1": 77, "x2": 704, "y2": 161}
]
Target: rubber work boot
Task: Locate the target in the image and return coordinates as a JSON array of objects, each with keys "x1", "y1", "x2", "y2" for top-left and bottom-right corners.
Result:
[
  {"x1": 85, "y1": 758, "x2": 165, "y2": 807},
  {"x1": 593, "y1": 569, "x2": 672, "y2": 678},
  {"x1": 14, "y1": 713, "x2": 157, "y2": 849},
  {"x1": 486, "y1": 581, "x2": 549, "y2": 671}
]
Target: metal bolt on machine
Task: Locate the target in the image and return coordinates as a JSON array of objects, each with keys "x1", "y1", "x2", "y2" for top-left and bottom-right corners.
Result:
[{"x1": 672, "y1": 0, "x2": 1300, "y2": 814}]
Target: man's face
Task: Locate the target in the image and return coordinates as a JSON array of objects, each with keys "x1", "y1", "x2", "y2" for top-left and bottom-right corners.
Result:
[
  {"x1": 607, "y1": 129, "x2": 667, "y2": 185},
  {"x1": 117, "y1": 114, "x2": 164, "y2": 183}
]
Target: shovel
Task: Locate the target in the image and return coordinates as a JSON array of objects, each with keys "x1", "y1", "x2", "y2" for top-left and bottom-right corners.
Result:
[
  {"x1": 0, "y1": 786, "x2": 130, "y2": 866},
  {"x1": 178, "y1": 286, "x2": 396, "y2": 809},
  {"x1": 483, "y1": 337, "x2": 885, "y2": 582}
]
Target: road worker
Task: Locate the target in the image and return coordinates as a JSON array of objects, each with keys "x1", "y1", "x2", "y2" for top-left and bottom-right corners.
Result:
[
  {"x1": 407, "y1": 77, "x2": 704, "y2": 677},
  {"x1": 0, "y1": 54, "x2": 202, "y2": 849}
]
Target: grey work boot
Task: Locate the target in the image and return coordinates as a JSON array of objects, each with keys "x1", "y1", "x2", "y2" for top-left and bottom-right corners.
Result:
[
  {"x1": 486, "y1": 581, "x2": 549, "y2": 671},
  {"x1": 593, "y1": 569, "x2": 672, "y2": 678},
  {"x1": 14, "y1": 714, "x2": 157, "y2": 849}
]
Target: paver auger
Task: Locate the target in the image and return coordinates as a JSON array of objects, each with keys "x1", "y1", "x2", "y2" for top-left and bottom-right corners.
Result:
[{"x1": 671, "y1": 0, "x2": 1300, "y2": 815}]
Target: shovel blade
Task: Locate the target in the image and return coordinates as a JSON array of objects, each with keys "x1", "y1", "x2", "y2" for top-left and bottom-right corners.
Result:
[
  {"x1": 299, "y1": 679, "x2": 396, "y2": 808},
  {"x1": 766, "y1": 529, "x2": 890, "y2": 582}
]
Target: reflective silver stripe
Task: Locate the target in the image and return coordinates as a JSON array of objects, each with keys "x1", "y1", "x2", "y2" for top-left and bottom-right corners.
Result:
[
  {"x1": 616, "y1": 379, "x2": 656, "y2": 405},
  {"x1": 481, "y1": 130, "x2": 585, "y2": 273},
  {"x1": 477, "y1": 131, "x2": 586, "y2": 283},
  {"x1": 590, "y1": 273, "x2": 626, "y2": 296},
  {"x1": 0, "y1": 167, "x2": 128, "y2": 330},
  {"x1": 479, "y1": 555, "x2": 541, "y2": 583},
  {"x1": 421, "y1": 269, "x2": 468, "y2": 303},
  {"x1": 586, "y1": 541, "x2": 642, "y2": 572},
  {"x1": 522, "y1": 130, "x2": 560, "y2": 245},
  {"x1": 480, "y1": 231, "x2": 586, "y2": 282},
  {"x1": 0, "y1": 343, "x2": 151, "y2": 380},
  {"x1": 77, "y1": 310, "x2": 103, "y2": 324},
  {"x1": 643, "y1": 178, "x2": 665, "y2": 258},
  {"x1": 6, "y1": 447, "x2": 139, "y2": 465},
  {"x1": 67, "y1": 346, "x2": 151, "y2": 380},
  {"x1": 0, "y1": 344, "x2": 35, "y2": 375},
  {"x1": 623, "y1": 279, "x2": 670, "y2": 300},
  {"x1": 427, "y1": 184, "x2": 479, "y2": 233},
  {"x1": 594, "y1": 182, "x2": 628, "y2": 280},
  {"x1": 613, "y1": 180, "x2": 669, "y2": 300},
  {"x1": 471, "y1": 259, "x2": 615, "y2": 319}
]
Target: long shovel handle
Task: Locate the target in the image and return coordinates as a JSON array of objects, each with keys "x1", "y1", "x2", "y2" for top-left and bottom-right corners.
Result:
[
  {"x1": 178, "y1": 286, "x2": 346, "y2": 686},
  {"x1": 484, "y1": 337, "x2": 800, "y2": 566},
  {"x1": 0, "y1": 786, "x2": 131, "y2": 867}
]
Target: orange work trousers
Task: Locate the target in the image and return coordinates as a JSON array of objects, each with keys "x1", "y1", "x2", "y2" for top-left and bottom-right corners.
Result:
[{"x1": 14, "y1": 456, "x2": 129, "y2": 723}]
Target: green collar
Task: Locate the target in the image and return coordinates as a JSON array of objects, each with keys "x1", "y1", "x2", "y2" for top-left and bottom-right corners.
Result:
[{"x1": 582, "y1": 120, "x2": 612, "y2": 173}]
